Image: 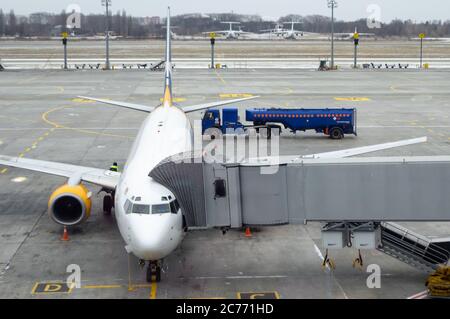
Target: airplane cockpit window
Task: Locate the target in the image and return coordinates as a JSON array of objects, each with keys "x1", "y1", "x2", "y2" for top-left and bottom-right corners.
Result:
[
  {"x1": 152, "y1": 203, "x2": 171, "y2": 215},
  {"x1": 124, "y1": 199, "x2": 132, "y2": 215},
  {"x1": 170, "y1": 199, "x2": 180, "y2": 214},
  {"x1": 132, "y1": 204, "x2": 150, "y2": 215}
]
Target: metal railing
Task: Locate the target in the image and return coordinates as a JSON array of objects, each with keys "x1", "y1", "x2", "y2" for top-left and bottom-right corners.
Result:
[{"x1": 380, "y1": 222, "x2": 450, "y2": 267}]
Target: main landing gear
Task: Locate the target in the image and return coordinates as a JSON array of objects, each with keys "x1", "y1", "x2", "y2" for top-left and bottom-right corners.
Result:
[
  {"x1": 99, "y1": 188, "x2": 115, "y2": 215},
  {"x1": 144, "y1": 260, "x2": 162, "y2": 283}
]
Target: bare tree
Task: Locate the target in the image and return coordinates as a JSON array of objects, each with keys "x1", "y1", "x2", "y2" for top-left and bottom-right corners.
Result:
[
  {"x1": 0, "y1": 10, "x2": 5, "y2": 35},
  {"x1": 7, "y1": 10, "x2": 17, "y2": 36}
]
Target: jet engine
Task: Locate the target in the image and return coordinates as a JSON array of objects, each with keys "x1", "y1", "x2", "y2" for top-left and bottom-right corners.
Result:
[{"x1": 48, "y1": 184, "x2": 92, "y2": 226}]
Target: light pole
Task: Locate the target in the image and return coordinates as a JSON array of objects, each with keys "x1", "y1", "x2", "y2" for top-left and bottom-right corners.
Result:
[
  {"x1": 328, "y1": 0, "x2": 338, "y2": 69},
  {"x1": 209, "y1": 32, "x2": 216, "y2": 69},
  {"x1": 353, "y1": 30, "x2": 359, "y2": 68},
  {"x1": 419, "y1": 33, "x2": 425, "y2": 68},
  {"x1": 102, "y1": 0, "x2": 111, "y2": 70}
]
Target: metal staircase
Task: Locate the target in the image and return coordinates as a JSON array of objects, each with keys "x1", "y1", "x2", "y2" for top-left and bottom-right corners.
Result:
[{"x1": 378, "y1": 222, "x2": 450, "y2": 273}]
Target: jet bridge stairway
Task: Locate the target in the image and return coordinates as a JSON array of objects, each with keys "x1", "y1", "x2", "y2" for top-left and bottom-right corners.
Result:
[{"x1": 378, "y1": 222, "x2": 450, "y2": 273}]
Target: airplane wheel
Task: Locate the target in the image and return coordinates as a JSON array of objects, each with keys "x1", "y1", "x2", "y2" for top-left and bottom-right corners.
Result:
[
  {"x1": 146, "y1": 263, "x2": 162, "y2": 283},
  {"x1": 103, "y1": 195, "x2": 113, "y2": 215}
]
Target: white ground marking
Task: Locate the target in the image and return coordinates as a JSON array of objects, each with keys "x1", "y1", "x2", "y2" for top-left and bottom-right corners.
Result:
[
  {"x1": 11, "y1": 177, "x2": 27, "y2": 183},
  {"x1": 190, "y1": 275, "x2": 288, "y2": 280},
  {"x1": 407, "y1": 290, "x2": 429, "y2": 299}
]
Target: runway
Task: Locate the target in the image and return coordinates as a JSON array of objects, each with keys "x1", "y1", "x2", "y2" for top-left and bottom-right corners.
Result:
[{"x1": 0, "y1": 68, "x2": 449, "y2": 298}]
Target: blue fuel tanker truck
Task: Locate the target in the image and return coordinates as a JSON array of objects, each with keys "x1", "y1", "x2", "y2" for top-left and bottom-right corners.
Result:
[{"x1": 202, "y1": 107, "x2": 357, "y2": 139}]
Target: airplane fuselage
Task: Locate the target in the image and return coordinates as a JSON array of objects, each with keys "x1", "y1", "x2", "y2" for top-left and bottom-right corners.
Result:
[{"x1": 114, "y1": 105, "x2": 193, "y2": 261}]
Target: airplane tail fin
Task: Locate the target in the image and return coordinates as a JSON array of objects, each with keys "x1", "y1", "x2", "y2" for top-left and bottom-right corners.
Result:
[{"x1": 162, "y1": 7, "x2": 173, "y2": 107}]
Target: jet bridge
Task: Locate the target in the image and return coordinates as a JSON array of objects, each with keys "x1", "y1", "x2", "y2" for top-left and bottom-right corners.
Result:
[{"x1": 150, "y1": 152, "x2": 450, "y2": 228}]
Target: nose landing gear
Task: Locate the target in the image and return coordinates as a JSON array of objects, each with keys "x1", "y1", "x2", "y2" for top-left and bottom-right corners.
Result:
[{"x1": 146, "y1": 260, "x2": 162, "y2": 283}]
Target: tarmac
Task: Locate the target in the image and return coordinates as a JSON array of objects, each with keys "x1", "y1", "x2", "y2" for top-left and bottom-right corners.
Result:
[{"x1": 0, "y1": 68, "x2": 449, "y2": 299}]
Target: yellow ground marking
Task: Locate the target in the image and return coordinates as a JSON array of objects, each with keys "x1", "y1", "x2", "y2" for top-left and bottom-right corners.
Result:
[
  {"x1": 334, "y1": 97, "x2": 370, "y2": 102},
  {"x1": 214, "y1": 69, "x2": 227, "y2": 85},
  {"x1": 0, "y1": 168, "x2": 8, "y2": 174},
  {"x1": 42, "y1": 105, "x2": 132, "y2": 139},
  {"x1": 31, "y1": 282, "x2": 73, "y2": 295},
  {"x1": 160, "y1": 97, "x2": 186, "y2": 103},
  {"x1": 25, "y1": 147, "x2": 31, "y2": 152},
  {"x1": 71, "y1": 98, "x2": 96, "y2": 103},
  {"x1": 219, "y1": 93, "x2": 254, "y2": 99},
  {"x1": 38, "y1": 137, "x2": 44, "y2": 141},
  {"x1": 149, "y1": 282, "x2": 157, "y2": 299},
  {"x1": 82, "y1": 285, "x2": 122, "y2": 289},
  {"x1": 190, "y1": 297, "x2": 227, "y2": 299},
  {"x1": 18, "y1": 153, "x2": 25, "y2": 158},
  {"x1": 237, "y1": 291, "x2": 280, "y2": 299},
  {"x1": 282, "y1": 87, "x2": 294, "y2": 95}
]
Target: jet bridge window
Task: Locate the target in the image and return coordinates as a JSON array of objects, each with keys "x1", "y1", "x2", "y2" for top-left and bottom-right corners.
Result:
[
  {"x1": 132, "y1": 204, "x2": 150, "y2": 215},
  {"x1": 152, "y1": 203, "x2": 171, "y2": 215}
]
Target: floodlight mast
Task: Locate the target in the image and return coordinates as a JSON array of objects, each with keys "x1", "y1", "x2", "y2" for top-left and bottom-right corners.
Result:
[
  {"x1": 102, "y1": 0, "x2": 112, "y2": 70},
  {"x1": 328, "y1": 0, "x2": 338, "y2": 69}
]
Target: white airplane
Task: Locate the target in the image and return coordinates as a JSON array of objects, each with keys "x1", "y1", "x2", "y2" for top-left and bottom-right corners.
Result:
[
  {"x1": 334, "y1": 28, "x2": 376, "y2": 40},
  {"x1": 261, "y1": 22, "x2": 310, "y2": 40},
  {"x1": 0, "y1": 8, "x2": 429, "y2": 283},
  {"x1": 203, "y1": 22, "x2": 249, "y2": 39},
  {"x1": 281, "y1": 21, "x2": 306, "y2": 39},
  {"x1": 0, "y1": 8, "x2": 258, "y2": 283}
]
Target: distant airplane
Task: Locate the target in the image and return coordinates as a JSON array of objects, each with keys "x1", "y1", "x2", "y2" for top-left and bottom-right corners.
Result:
[
  {"x1": 261, "y1": 21, "x2": 312, "y2": 40},
  {"x1": 334, "y1": 27, "x2": 376, "y2": 40},
  {"x1": 203, "y1": 22, "x2": 250, "y2": 39}
]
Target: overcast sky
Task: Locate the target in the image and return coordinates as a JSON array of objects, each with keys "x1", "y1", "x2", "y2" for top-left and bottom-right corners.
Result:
[{"x1": 0, "y1": 0, "x2": 448, "y2": 22}]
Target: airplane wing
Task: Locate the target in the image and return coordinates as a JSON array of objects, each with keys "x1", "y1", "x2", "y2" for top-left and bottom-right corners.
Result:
[
  {"x1": 245, "y1": 137, "x2": 428, "y2": 165},
  {"x1": 77, "y1": 96, "x2": 155, "y2": 113},
  {"x1": 302, "y1": 137, "x2": 427, "y2": 159},
  {"x1": 79, "y1": 95, "x2": 258, "y2": 114},
  {"x1": 182, "y1": 96, "x2": 259, "y2": 113},
  {"x1": 0, "y1": 155, "x2": 120, "y2": 189}
]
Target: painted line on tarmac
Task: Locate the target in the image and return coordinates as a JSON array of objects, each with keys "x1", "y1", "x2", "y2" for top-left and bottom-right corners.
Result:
[
  {"x1": 407, "y1": 290, "x2": 429, "y2": 299},
  {"x1": 334, "y1": 97, "x2": 370, "y2": 102},
  {"x1": 41, "y1": 105, "x2": 132, "y2": 139},
  {"x1": 214, "y1": 69, "x2": 227, "y2": 85},
  {"x1": 189, "y1": 275, "x2": 288, "y2": 280},
  {"x1": 149, "y1": 282, "x2": 157, "y2": 299}
]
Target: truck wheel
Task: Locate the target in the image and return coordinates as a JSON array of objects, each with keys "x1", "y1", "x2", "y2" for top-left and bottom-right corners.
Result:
[
  {"x1": 330, "y1": 127, "x2": 344, "y2": 140},
  {"x1": 204, "y1": 127, "x2": 222, "y2": 140}
]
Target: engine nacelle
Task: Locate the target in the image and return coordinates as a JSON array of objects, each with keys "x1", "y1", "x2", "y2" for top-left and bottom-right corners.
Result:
[{"x1": 48, "y1": 184, "x2": 92, "y2": 226}]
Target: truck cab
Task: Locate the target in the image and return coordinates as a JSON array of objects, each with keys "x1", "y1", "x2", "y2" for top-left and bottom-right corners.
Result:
[{"x1": 202, "y1": 108, "x2": 244, "y2": 138}]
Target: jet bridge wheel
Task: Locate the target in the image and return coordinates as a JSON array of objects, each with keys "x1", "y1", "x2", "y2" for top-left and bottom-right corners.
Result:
[
  {"x1": 147, "y1": 261, "x2": 161, "y2": 283},
  {"x1": 103, "y1": 194, "x2": 113, "y2": 215}
]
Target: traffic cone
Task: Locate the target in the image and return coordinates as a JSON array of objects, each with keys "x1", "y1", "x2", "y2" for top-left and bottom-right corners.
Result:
[
  {"x1": 245, "y1": 227, "x2": 252, "y2": 238},
  {"x1": 61, "y1": 226, "x2": 69, "y2": 241}
]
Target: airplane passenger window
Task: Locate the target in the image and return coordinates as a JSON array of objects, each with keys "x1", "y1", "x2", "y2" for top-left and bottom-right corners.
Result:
[
  {"x1": 152, "y1": 204, "x2": 170, "y2": 214},
  {"x1": 132, "y1": 204, "x2": 150, "y2": 215},
  {"x1": 170, "y1": 199, "x2": 180, "y2": 214}
]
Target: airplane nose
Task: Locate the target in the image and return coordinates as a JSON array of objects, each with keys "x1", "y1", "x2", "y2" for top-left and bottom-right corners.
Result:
[{"x1": 128, "y1": 219, "x2": 172, "y2": 260}]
